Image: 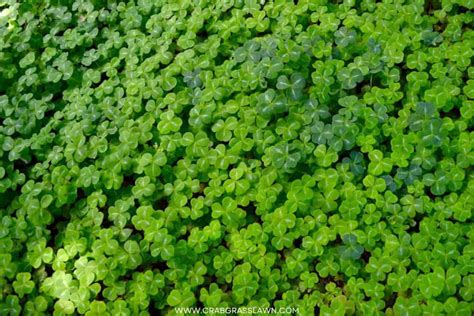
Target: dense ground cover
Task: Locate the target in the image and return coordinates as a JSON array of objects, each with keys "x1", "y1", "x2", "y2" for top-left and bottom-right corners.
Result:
[{"x1": 0, "y1": 0, "x2": 473, "y2": 315}]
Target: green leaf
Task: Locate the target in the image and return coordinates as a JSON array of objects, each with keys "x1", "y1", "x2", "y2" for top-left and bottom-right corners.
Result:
[
  {"x1": 19, "y1": 52, "x2": 35, "y2": 68},
  {"x1": 13, "y1": 273, "x2": 35, "y2": 298}
]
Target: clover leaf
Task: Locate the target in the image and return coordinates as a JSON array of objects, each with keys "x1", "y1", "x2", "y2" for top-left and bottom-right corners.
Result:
[{"x1": 276, "y1": 73, "x2": 306, "y2": 100}]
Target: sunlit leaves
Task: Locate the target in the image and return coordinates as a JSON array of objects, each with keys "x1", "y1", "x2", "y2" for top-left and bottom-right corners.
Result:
[
  {"x1": 41, "y1": 271, "x2": 75, "y2": 300},
  {"x1": 418, "y1": 267, "x2": 445, "y2": 299},
  {"x1": 26, "y1": 238, "x2": 54, "y2": 269},
  {"x1": 212, "y1": 117, "x2": 238, "y2": 142},
  {"x1": 158, "y1": 111, "x2": 182, "y2": 135},
  {"x1": 211, "y1": 197, "x2": 246, "y2": 230},
  {"x1": 314, "y1": 144, "x2": 338, "y2": 167},
  {"x1": 167, "y1": 289, "x2": 195, "y2": 307},
  {"x1": 131, "y1": 176, "x2": 155, "y2": 199},
  {"x1": 0, "y1": 0, "x2": 473, "y2": 315},
  {"x1": 73, "y1": 257, "x2": 96, "y2": 287},
  {"x1": 368, "y1": 150, "x2": 392, "y2": 176},
  {"x1": 232, "y1": 263, "x2": 259, "y2": 304},
  {"x1": 150, "y1": 229, "x2": 175, "y2": 260},
  {"x1": 19, "y1": 52, "x2": 35, "y2": 69}
]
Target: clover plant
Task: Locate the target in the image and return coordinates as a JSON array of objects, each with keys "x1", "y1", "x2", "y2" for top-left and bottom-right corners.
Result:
[{"x1": 0, "y1": 0, "x2": 473, "y2": 315}]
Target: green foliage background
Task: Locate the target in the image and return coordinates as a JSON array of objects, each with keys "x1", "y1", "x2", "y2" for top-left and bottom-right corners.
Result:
[{"x1": 0, "y1": 0, "x2": 473, "y2": 315}]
